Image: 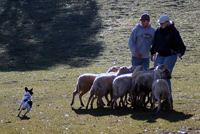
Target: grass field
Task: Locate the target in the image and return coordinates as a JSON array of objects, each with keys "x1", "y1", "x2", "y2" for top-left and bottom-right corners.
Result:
[{"x1": 0, "y1": 0, "x2": 200, "y2": 133}]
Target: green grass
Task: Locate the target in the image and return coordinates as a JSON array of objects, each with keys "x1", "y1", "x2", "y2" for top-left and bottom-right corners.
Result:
[{"x1": 0, "y1": 0, "x2": 200, "y2": 133}]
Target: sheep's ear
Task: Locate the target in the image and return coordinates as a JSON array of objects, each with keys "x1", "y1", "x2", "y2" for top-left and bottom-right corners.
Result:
[
  {"x1": 25, "y1": 87, "x2": 28, "y2": 92},
  {"x1": 131, "y1": 66, "x2": 136, "y2": 71}
]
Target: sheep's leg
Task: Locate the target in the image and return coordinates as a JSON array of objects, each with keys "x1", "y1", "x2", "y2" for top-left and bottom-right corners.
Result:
[
  {"x1": 110, "y1": 98, "x2": 114, "y2": 109},
  {"x1": 143, "y1": 93, "x2": 147, "y2": 112},
  {"x1": 152, "y1": 95, "x2": 156, "y2": 111},
  {"x1": 133, "y1": 92, "x2": 137, "y2": 108},
  {"x1": 118, "y1": 97, "x2": 122, "y2": 107},
  {"x1": 70, "y1": 85, "x2": 79, "y2": 106},
  {"x1": 105, "y1": 94, "x2": 109, "y2": 106},
  {"x1": 127, "y1": 96, "x2": 131, "y2": 104},
  {"x1": 121, "y1": 96, "x2": 126, "y2": 107},
  {"x1": 137, "y1": 93, "x2": 144, "y2": 104},
  {"x1": 114, "y1": 98, "x2": 118, "y2": 109},
  {"x1": 171, "y1": 97, "x2": 173, "y2": 109},
  {"x1": 110, "y1": 97, "x2": 115, "y2": 109},
  {"x1": 144, "y1": 92, "x2": 150, "y2": 107},
  {"x1": 149, "y1": 92, "x2": 153, "y2": 109},
  {"x1": 124, "y1": 93, "x2": 128, "y2": 106},
  {"x1": 90, "y1": 96, "x2": 97, "y2": 109},
  {"x1": 98, "y1": 95, "x2": 104, "y2": 108},
  {"x1": 129, "y1": 92, "x2": 134, "y2": 107},
  {"x1": 167, "y1": 96, "x2": 173, "y2": 112},
  {"x1": 79, "y1": 90, "x2": 88, "y2": 107},
  {"x1": 109, "y1": 91, "x2": 113, "y2": 106},
  {"x1": 157, "y1": 99, "x2": 161, "y2": 114},
  {"x1": 86, "y1": 95, "x2": 93, "y2": 109}
]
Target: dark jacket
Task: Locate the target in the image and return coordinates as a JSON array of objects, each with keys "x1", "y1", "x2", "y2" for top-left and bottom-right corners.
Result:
[{"x1": 151, "y1": 23, "x2": 186, "y2": 56}]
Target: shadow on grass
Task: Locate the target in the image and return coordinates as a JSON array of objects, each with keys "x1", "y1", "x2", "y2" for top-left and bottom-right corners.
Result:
[
  {"x1": 18, "y1": 115, "x2": 30, "y2": 120},
  {"x1": 130, "y1": 108, "x2": 193, "y2": 123},
  {"x1": 71, "y1": 106, "x2": 193, "y2": 123},
  {"x1": 0, "y1": 0, "x2": 103, "y2": 71},
  {"x1": 72, "y1": 107, "x2": 134, "y2": 117}
]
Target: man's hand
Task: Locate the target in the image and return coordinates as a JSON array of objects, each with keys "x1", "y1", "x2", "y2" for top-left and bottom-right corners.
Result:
[
  {"x1": 135, "y1": 53, "x2": 142, "y2": 59},
  {"x1": 150, "y1": 55, "x2": 155, "y2": 61},
  {"x1": 177, "y1": 53, "x2": 182, "y2": 60}
]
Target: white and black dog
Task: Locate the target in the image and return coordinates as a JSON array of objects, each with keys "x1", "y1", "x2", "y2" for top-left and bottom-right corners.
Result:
[{"x1": 17, "y1": 87, "x2": 34, "y2": 117}]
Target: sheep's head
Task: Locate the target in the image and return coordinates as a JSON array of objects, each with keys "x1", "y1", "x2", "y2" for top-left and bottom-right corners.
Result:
[
  {"x1": 157, "y1": 68, "x2": 171, "y2": 79},
  {"x1": 154, "y1": 67, "x2": 171, "y2": 79},
  {"x1": 127, "y1": 65, "x2": 135, "y2": 73},
  {"x1": 107, "y1": 66, "x2": 120, "y2": 73},
  {"x1": 155, "y1": 64, "x2": 171, "y2": 73},
  {"x1": 134, "y1": 65, "x2": 145, "y2": 72},
  {"x1": 117, "y1": 66, "x2": 130, "y2": 75},
  {"x1": 154, "y1": 69, "x2": 162, "y2": 79},
  {"x1": 163, "y1": 68, "x2": 171, "y2": 79}
]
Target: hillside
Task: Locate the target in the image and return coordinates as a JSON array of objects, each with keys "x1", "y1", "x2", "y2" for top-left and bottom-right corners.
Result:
[{"x1": 0, "y1": 0, "x2": 199, "y2": 71}]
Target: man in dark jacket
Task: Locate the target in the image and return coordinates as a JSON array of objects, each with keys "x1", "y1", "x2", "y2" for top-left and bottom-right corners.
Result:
[{"x1": 150, "y1": 15, "x2": 186, "y2": 100}]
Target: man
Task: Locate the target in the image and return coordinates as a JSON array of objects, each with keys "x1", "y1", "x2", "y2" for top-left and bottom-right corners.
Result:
[{"x1": 128, "y1": 13, "x2": 155, "y2": 70}]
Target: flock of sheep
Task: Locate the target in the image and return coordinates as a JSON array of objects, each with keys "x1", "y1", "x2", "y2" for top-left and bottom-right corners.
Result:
[{"x1": 70, "y1": 64, "x2": 173, "y2": 113}]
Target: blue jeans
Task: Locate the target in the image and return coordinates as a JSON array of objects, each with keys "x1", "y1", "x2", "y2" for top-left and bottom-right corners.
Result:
[
  {"x1": 154, "y1": 54, "x2": 177, "y2": 97},
  {"x1": 131, "y1": 56, "x2": 149, "y2": 70}
]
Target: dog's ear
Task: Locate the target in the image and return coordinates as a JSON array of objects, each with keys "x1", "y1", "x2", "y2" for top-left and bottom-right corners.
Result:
[
  {"x1": 25, "y1": 87, "x2": 28, "y2": 92},
  {"x1": 30, "y1": 88, "x2": 33, "y2": 91}
]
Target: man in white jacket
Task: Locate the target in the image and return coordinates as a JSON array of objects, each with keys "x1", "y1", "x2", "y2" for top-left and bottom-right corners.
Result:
[{"x1": 128, "y1": 13, "x2": 155, "y2": 70}]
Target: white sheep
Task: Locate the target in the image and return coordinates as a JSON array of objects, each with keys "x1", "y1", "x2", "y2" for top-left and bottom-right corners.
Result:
[
  {"x1": 111, "y1": 65, "x2": 144, "y2": 109},
  {"x1": 106, "y1": 66, "x2": 120, "y2": 73},
  {"x1": 86, "y1": 66, "x2": 130, "y2": 109},
  {"x1": 152, "y1": 70, "x2": 173, "y2": 113},
  {"x1": 70, "y1": 73, "x2": 98, "y2": 107},
  {"x1": 70, "y1": 66, "x2": 120, "y2": 107},
  {"x1": 131, "y1": 64, "x2": 171, "y2": 110}
]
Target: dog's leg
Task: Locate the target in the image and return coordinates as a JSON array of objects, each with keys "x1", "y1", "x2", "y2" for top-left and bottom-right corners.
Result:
[
  {"x1": 17, "y1": 102, "x2": 23, "y2": 117},
  {"x1": 17, "y1": 109, "x2": 22, "y2": 117},
  {"x1": 18, "y1": 102, "x2": 22, "y2": 110},
  {"x1": 22, "y1": 100, "x2": 33, "y2": 116},
  {"x1": 23, "y1": 107, "x2": 31, "y2": 117}
]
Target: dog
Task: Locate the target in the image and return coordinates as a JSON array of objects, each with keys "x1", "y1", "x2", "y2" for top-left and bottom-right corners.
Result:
[{"x1": 17, "y1": 87, "x2": 34, "y2": 117}]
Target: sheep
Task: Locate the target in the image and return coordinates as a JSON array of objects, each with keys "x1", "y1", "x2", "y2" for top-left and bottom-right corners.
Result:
[
  {"x1": 111, "y1": 65, "x2": 144, "y2": 109},
  {"x1": 152, "y1": 70, "x2": 173, "y2": 113},
  {"x1": 106, "y1": 66, "x2": 120, "y2": 73},
  {"x1": 70, "y1": 66, "x2": 120, "y2": 107},
  {"x1": 86, "y1": 66, "x2": 130, "y2": 109},
  {"x1": 131, "y1": 64, "x2": 171, "y2": 110}
]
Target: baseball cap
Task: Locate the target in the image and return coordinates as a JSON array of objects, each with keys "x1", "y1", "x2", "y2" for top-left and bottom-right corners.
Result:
[
  {"x1": 140, "y1": 13, "x2": 150, "y2": 21},
  {"x1": 157, "y1": 15, "x2": 170, "y2": 23}
]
